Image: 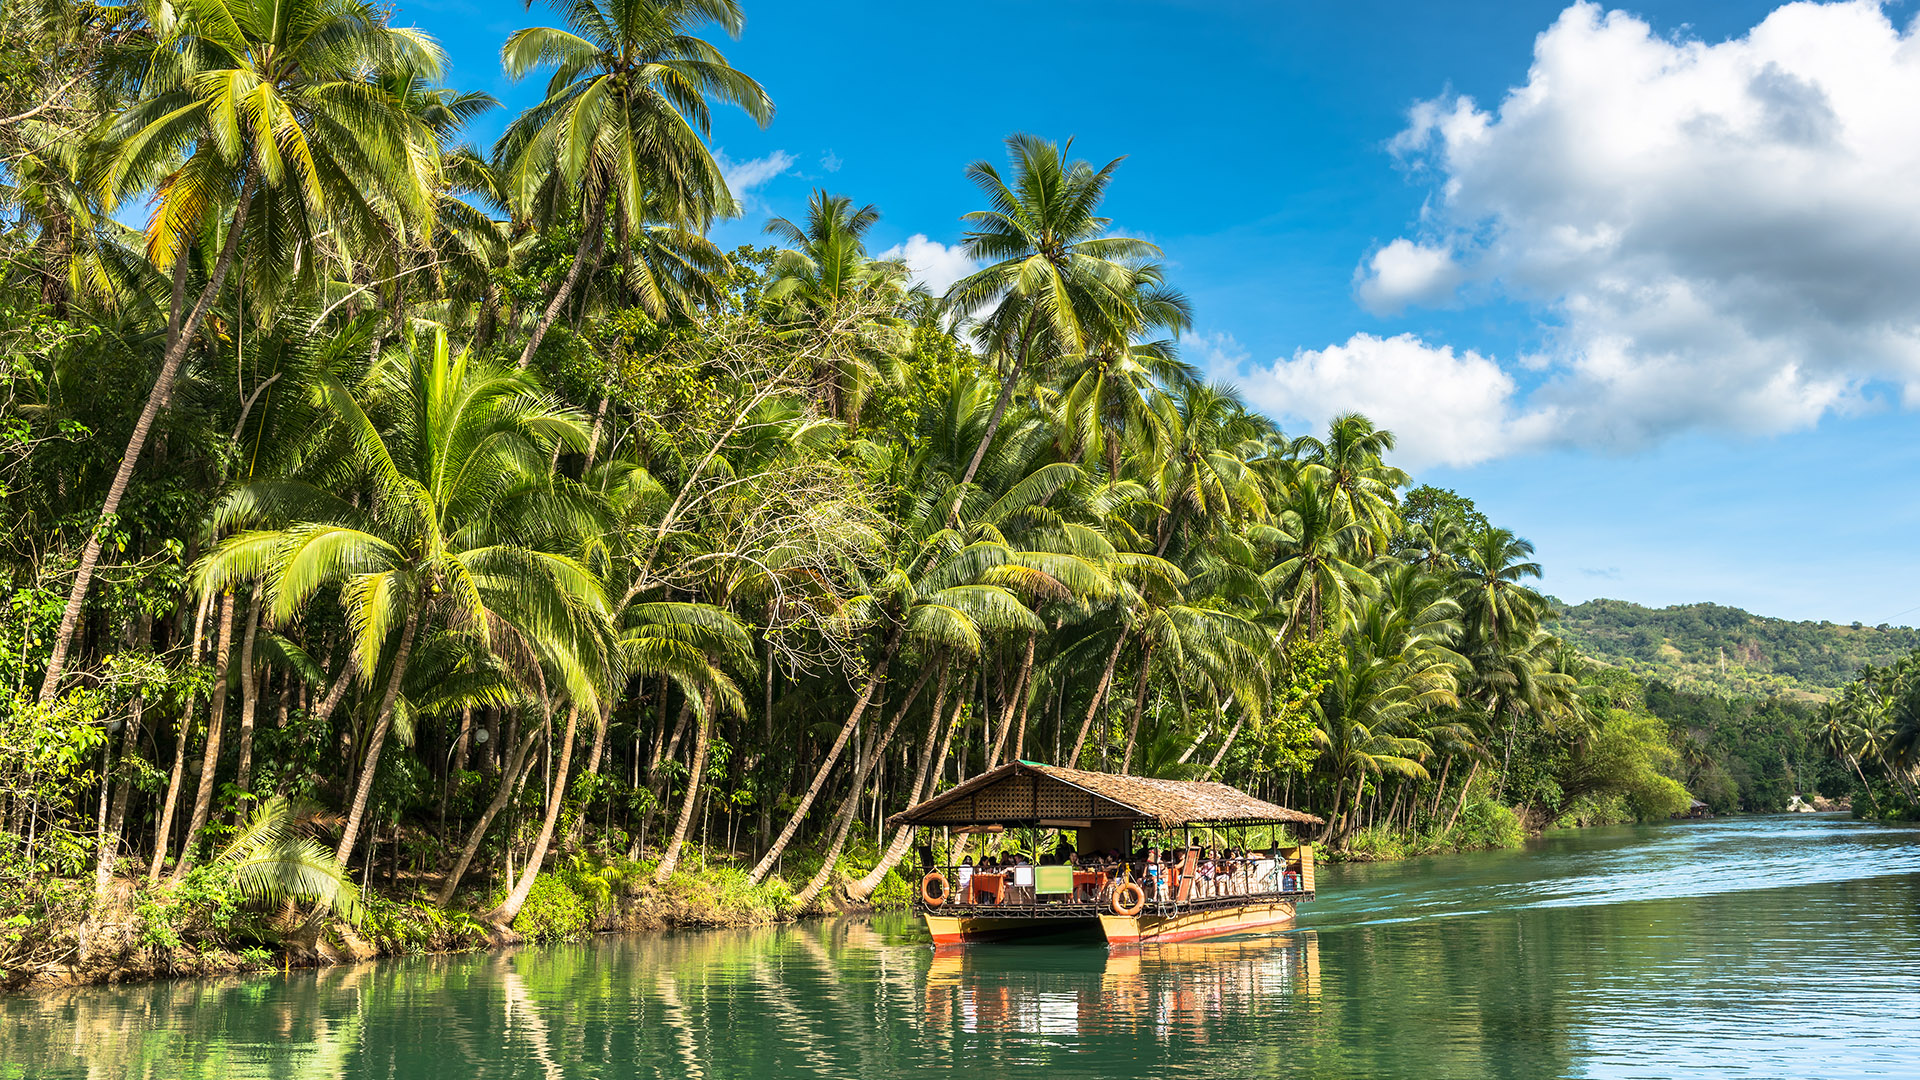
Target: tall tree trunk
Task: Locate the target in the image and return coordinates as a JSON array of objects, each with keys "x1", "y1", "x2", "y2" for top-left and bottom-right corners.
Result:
[
  {"x1": 517, "y1": 188, "x2": 607, "y2": 369},
  {"x1": 654, "y1": 693, "x2": 714, "y2": 884},
  {"x1": 39, "y1": 174, "x2": 259, "y2": 703},
  {"x1": 94, "y1": 617, "x2": 152, "y2": 896},
  {"x1": 483, "y1": 708, "x2": 579, "y2": 931},
  {"x1": 1120, "y1": 641, "x2": 1156, "y2": 775},
  {"x1": 1443, "y1": 760, "x2": 1482, "y2": 835},
  {"x1": 564, "y1": 698, "x2": 615, "y2": 852},
  {"x1": 229, "y1": 587, "x2": 265, "y2": 810},
  {"x1": 148, "y1": 592, "x2": 212, "y2": 883},
  {"x1": 849, "y1": 662, "x2": 953, "y2": 900},
  {"x1": 748, "y1": 628, "x2": 901, "y2": 883},
  {"x1": 170, "y1": 591, "x2": 237, "y2": 882},
  {"x1": 1205, "y1": 701, "x2": 1247, "y2": 772},
  {"x1": 1067, "y1": 628, "x2": 1129, "y2": 767},
  {"x1": 334, "y1": 597, "x2": 423, "y2": 868},
  {"x1": 436, "y1": 720, "x2": 542, "y2": 907},
  {"x1": 950, "y1": 344, "x2": 1029, "y2": 522},
  {"x1": 987, "y1": 634, "x2": 1035, "y2": 768},
  {"x1": 795, "y1": 683, "x2": 910, "y2": 909}
]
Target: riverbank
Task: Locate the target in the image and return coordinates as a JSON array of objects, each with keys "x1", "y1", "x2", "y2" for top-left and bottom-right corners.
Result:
[{"x1": 1, "y1": 851, "x2": 905, "y2": 993}]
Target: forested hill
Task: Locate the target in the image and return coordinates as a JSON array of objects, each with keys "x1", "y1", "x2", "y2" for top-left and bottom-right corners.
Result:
[{"x1": 1551, "y1": 598, "x2": 1920, "y2": 697}]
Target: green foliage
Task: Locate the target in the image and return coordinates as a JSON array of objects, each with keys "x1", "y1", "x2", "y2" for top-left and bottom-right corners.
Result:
[
  {"x1": 1554, "y1": 598, "x2": 1918, "y2": 696},
  {"x1": 506, "y1": 874, "x2": 593, "y2": 942},
  {"x1": 1450, "y1": 797, "x2": 1525, "y2": 851}
]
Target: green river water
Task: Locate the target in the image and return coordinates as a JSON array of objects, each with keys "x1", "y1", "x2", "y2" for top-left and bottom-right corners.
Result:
[{"x1": 4, "y1": 814, "x2": 1918, "y2": 1078}]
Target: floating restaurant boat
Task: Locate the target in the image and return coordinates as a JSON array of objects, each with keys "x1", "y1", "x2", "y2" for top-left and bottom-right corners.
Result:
[{"x1": 891, "y1": 761, "x2": 1323, "y2": 946}]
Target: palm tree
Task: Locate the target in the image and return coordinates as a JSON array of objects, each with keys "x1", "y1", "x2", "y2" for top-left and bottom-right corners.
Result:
[
  {"x1": 1455, "y1": 525, "x2": 1546, "y2": 650},
  {"x1": 763, "y1": 190, "x2": 913, "y2": 424},
  {"x1": 215, "y1": 796, "x2": 363, "y2": 921},
  {"x1": 198, "y1": 330, "x2": 610, "y2": 870},
  {"x1": 497, "y1": 0, "x2": 772, "y2": 367},
  {"x1": 944, "y1": 134, "x2": 1160, "y2": 494},
  {"x1": 1295, "y1": 413, "x2": 1408, "y2": 554},
  {"x1": 39, "y1": 0, "x2": 443, "y2": 702},
  {"x1": 1260, "y1": 481, "x2": 1376, "y2": 640}
]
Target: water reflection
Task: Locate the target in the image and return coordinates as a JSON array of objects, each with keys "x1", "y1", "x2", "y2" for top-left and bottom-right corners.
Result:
[
  {"x1": 2, "y1": 817, "x2": 1916, "y2": 1079},
  {"x1": 923, "y1": 934, "x2": 1320, "y2": 1040}
]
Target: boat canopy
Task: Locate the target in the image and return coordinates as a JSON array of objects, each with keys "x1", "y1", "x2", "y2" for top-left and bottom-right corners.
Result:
[{"x1": 887, "y1": 760, "x2": 1324, "y2": 830}]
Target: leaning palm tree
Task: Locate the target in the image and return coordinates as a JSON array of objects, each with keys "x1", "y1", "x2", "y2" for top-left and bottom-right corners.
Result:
[
  {"x1": 198, "y1": 330, "x2": 610, "y2": 870},
  {"x1": 39, "y1": 0, "x2": 444, "y2": 703},
  {"x1": 497, "y1": 0, "x2": 773, "y2": 367}
]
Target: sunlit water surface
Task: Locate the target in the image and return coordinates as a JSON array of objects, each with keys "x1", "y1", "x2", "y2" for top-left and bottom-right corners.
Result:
[{"x1": 4, "y1": 814, "x2": 1917, "y2": 1079}]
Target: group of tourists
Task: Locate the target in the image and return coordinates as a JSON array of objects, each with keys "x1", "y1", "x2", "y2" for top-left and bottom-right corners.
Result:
[{"x1": 925, "y1": 839, "x2": 1298, "y2": 906}]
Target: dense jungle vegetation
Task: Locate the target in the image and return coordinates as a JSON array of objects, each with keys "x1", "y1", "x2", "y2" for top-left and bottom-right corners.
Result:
[
  {"x1": 1554, "y1": 598, "x2": 1920, "y2": 698},
  {"x1": 0, "y1": 0, "x2": 1910, "y2": 977}
]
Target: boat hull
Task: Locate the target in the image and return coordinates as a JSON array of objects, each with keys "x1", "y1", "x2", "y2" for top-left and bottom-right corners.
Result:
[
  {"x1": 922, "y1": 913, "x2": 1100, "y2": 945},
  {"x1": 1098, "y1": 900, "x2": 1297, "y2": 944}
]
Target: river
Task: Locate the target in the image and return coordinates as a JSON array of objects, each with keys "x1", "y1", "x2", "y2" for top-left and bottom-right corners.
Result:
[{"x1": 4, "y1": 814, "x2": 1917, "y2": 1079}]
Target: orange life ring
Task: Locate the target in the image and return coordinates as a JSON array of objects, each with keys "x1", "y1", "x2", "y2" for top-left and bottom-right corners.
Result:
[
  {"x1": 920, "y1": 871, "x2": 950, "y2": 907},
  {"x1": 1111, "y1": 882, "x2": 1146, "y2": 917}
]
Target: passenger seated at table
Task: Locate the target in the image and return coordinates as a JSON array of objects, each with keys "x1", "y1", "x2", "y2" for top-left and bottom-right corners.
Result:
[{"x1": 956, "y1": 856, "x2": 975, "y2": 901}]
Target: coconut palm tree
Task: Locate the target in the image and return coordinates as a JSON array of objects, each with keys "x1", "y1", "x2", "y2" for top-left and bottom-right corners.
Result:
[
  {"x1": 197, "y1": 330, "x2": 610, "y2": 870},
  {"x1": 1260, "y1": 481, "x2": 1376, "y2": 640},
  {"x1": 1295, "y1": 413, "x2": 1408, "y2": 554},
  {"x1": 1454, "y1": 525, "x2": 1546, "y2": 650},
  {"x1": 40, "y1": 0, "x2": 444, "y2": 702},
  {"x1": 944, "y1": 134, "x2": 1160, "y2": 493},
  {"x1": 497, "y1": 0, "x2": 772, "y2": 367},
  {"x1": 762, "y1": 190, "x2": 913, "y2": 424}
]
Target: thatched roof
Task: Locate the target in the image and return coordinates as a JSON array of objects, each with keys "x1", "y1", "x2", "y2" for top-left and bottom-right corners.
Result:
[{"x1": 887, "y1": 761, "x2": 1324, "y2": 829}]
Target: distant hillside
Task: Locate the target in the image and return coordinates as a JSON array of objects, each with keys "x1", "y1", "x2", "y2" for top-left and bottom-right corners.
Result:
[{"x1": 1550, "y1": 598, "x2": 1920, "y2": 698}]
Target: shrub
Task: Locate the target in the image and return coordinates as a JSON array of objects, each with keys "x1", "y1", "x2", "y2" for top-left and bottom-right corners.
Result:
[
  {"x1": 1450, "y1": 797, "x2": 1524, "y2": 851},
  {"x1": 508, "y1": 874, "x2": 591, "y2": 942}
]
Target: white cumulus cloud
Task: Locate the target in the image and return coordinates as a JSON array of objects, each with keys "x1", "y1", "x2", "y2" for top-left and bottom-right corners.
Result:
[
  {"x1": 1356, "y1": 239, "x2": 1464, "y2": 314},
  {"x1": 717, "y1": 149, "x2": 795, "y2": 207},
  {"x1": 1358, "y1": 0, "x2": 1920, "y2": 450},
  {"x1": 1228, "y1": 333, "x2": 1556, "y2": 470},
  {"x1": 878, "y1": 235, "x2": 976, "y2": 295}
]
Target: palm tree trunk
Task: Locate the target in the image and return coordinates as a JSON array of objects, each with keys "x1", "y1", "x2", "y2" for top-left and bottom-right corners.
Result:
[
  {"x1": 334, "y1": 595, "x2": 423, "y2": 868},
  {"x1": 1429, "y1": 757, "x2": 1454, "y2": 820},
  {"x1": 436, "y1": 722, "x2": 543, "y2": 907},
  {"x1": 748, "y1": 628, "x2": 901, "y2": 883},
  {"x1": 148, "y1": 591, "x2": 211, "y2": 883},
  {"x1": 484, "y1": 707, "x2": 579, "y2": 931},
  {"x1": 1206, "y1": 704, "x2": 1247, "y2": 772},
  {"x1": 951, "y1": 342, "x2": 1029, "y2": 521},
  {"x1": 94, "y1": 617, "x2": 151, "y2": 897},
  {"x1": 1067, "y1": 628, "x2": 1129, "y2": 766},
  {"x1": 987, "y1": 634, "x2": 1034, "y2": 767},
  {"x1": 170, "y1": 590, "x2": 237, "y2": 882},
  {"x1": 565, "y1": 697, "x2": 615, "y2": 852},
  {"x1": 1320, "y1": 775, "x2": 1347, "y2": 845},
  {"x1": 229, "y1": 587, "x2": 265, "y2": 809},
  {"x1": 1443, "y1": 760, "x2": 1482, "y2": 835},
  {"x1": 795, "y1": 686, "x2": 912, "y2": 909},
  {"x1": 1120, "y1": 641, "x2": 1156, "y2": 775},
  {"x1": 38, "y1": 173, "x2": 259, "y2": 703},
  {"x1": 654, "y1": 693, "x2": 714, "y2": 884},
  {"x1": 517, "y1": 188, "x2": 607, "y2": 369},
  {"x1": 848, "y1": 661, "x2": 953, "y2": 901}
]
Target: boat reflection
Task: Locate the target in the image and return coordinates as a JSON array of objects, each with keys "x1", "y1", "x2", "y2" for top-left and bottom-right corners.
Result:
[{"x1": 922, "y1": 933, "x2": 1319, "y2": 1040}]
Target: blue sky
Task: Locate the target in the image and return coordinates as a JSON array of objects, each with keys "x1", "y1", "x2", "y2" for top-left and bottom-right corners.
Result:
[{"x1": 408, "y1": 0, "x2": 1920, "y2": 625}]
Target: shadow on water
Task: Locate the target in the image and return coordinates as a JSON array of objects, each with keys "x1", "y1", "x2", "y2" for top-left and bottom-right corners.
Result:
[{"x1": 3, "y1": 816, "x2": 1917, "y2": 1079}]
